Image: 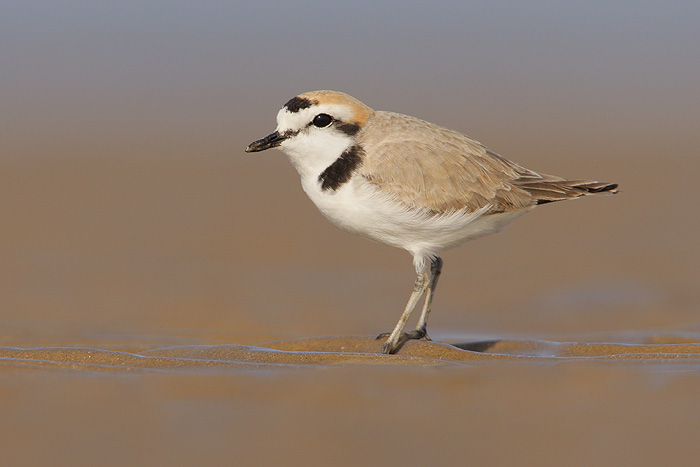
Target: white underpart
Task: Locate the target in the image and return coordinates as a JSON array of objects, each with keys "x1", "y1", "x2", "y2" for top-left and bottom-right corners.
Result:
[{"x1": 302, "y1": 176, "x2": 528, "y2": 273}]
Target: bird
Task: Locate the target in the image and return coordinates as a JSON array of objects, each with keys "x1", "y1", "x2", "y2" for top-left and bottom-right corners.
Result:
[{"x1": 245, "y1": 90, "x2": 618, "y2": 354}]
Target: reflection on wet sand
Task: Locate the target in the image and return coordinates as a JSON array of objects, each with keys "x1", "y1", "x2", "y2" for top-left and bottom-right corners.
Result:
[{"x1": 3, "y1": 334, "x2": 700, "y2": 371}]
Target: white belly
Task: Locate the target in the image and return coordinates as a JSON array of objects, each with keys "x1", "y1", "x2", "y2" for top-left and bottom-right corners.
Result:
[{"x1": 300, "y1": 175, "x2": 529, "y2": 259}]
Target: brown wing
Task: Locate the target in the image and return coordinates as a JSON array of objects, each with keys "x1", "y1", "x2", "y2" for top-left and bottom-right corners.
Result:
[
  {"x1": 358, "y1": 111, "x2": 539, "y2": 214},
  {"x1": 358, "y1": 111, "x2": 618, "y2": 214}
]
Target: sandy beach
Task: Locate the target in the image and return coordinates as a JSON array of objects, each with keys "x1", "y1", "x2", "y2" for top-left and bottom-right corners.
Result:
[{"x1": 2, "y1": 334, "x2": 700, "y2": 466}]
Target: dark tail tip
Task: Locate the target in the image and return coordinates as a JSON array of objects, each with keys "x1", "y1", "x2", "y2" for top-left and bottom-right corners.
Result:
[{"x1": 588, "y1": 183, "x2": 618, "y2": 194}]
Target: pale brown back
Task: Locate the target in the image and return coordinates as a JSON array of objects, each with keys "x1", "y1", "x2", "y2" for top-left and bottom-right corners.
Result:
[{"x1": 357, "y1": 111, "x2": 617, "y2": 214}]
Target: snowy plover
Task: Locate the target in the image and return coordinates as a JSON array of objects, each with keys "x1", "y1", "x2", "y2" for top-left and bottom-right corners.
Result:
[{"x1": 246, "y1": 90, "x2": 618, "y2": 354}]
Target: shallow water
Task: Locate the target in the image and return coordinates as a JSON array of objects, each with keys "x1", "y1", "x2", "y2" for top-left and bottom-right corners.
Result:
[{"x1": 4, "y1": 334, "x2": 700, "y2": 370}]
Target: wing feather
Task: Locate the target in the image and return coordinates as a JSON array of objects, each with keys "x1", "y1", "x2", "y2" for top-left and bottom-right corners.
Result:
[
  {"x1": 358, "y1": 112, "x2": 535, "y2": 214},
  {"x1": 357, "y1": 111, "x2": 617, "y2": 214}
]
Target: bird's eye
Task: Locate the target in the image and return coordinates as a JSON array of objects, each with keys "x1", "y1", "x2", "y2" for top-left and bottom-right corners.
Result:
[{"x1": 312, "y1": 113, "x2": 333, "y2": 128}]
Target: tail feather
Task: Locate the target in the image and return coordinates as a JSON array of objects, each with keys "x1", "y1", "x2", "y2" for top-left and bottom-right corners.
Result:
[{"x1": 514, "y1": 177, "x2": 618, "y2": 205}]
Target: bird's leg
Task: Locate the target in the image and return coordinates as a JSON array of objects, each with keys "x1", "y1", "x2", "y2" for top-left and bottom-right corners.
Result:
[
  {"x1": 407, "y1": 256, "x2": 443, "y2": 341},
  {"x1": 380, "y1": 270, "x2": 430, "y2": 354}
]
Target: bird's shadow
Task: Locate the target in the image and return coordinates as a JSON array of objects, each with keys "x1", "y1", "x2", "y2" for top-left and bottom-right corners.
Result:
[
  {"x1": 391, "y1": 337, "x2": 502, "y2": 354},
  {"x1": 450, "y1": 340, "x2": 502, "y2": 353}
]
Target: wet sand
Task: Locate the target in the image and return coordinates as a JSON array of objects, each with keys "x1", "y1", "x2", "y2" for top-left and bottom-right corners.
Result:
[
  {"x1": 3, "y1": 334, "x2": 700, "y2": 370},
  {"x1": 2, "y1": 335, "x2": 700, "y2": 466}
]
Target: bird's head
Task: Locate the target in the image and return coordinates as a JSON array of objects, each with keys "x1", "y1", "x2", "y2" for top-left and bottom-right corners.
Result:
[{"x1": 246, "y1": 90, "x2": 374, "y2": 177}]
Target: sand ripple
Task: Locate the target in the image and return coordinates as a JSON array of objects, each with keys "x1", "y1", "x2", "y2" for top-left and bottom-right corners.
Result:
[{"x1": 2, "y1": 334, "x2": 700, "y2": 372}]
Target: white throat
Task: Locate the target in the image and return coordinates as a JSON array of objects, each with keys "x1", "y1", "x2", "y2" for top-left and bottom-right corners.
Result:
[{"x1": 279, "y1": 132, "x2": 352, "y2": 180}]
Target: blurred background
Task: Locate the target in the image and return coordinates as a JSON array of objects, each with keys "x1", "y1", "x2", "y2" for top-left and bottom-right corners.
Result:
[
  {"x1": 1, "y1": 0, "x2": 699, "y2": 346},
  {"x1": 3, "y1": 2, "x2": 700, "y2": 466}
]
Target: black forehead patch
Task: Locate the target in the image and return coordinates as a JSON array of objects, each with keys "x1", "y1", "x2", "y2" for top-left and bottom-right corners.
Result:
[{"x1": 284, "y1": 96, "x2": 315, "y2": 113}]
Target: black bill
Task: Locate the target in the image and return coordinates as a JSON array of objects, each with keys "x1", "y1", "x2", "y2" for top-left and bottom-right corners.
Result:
[{"x1": 245, "y1": 131, "x2": 286, "y2": 152}]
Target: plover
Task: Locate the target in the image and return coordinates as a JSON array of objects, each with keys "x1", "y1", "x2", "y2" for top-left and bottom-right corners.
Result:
[{"x1": 246, "y1": 90, "x2": 618, "y2": 354}]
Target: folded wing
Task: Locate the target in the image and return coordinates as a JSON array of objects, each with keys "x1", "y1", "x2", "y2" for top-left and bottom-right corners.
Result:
[{"x1": 358, "y1": 111, "x2": 617, "y2": 214}]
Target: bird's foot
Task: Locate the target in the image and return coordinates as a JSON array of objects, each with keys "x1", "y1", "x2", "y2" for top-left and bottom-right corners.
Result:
[
  {"x1": 375, "y1": 328, "x2": 430, "y2": 341},
  {"x1": 403, "y1": 327, "x2": 430, "y2": 341},
  {"x1": 380, "y1": 341, "x2": 398, "y2": 355},
  {"x1": 376, "y1": 327, "x2": 431, "y2": 354}
]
